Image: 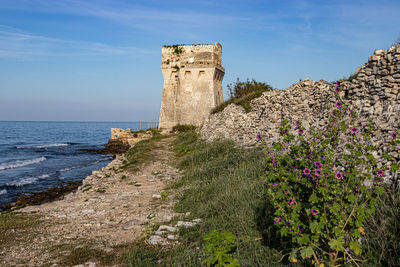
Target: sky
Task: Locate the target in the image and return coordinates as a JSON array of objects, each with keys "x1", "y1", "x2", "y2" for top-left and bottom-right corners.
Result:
[{"x1": 0, "y1": 0, "x2": 399, "y2": 121}]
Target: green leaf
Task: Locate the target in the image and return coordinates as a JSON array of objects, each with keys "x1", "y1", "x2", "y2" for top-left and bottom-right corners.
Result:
[
  {"x1": 376, "y1": 187, "x2": 384, "y2": 195},
  {"x1": 391, "y1": 163, "x2": 399, "y2": 172},
  {"x1": 347, "y1": 193, "x2": 356, "y2": 202},
  {"x1": 350, "y1": 240, "x2": 362, "y2": 255},
  {"x1": 310, "y1": 221, "x2": 321, "y2": 233},
  {"x1": 289, "y1": 249, "x2": 298, "y2": 262},
  {"x1": 328, "y1": 237, "x2": 344, "y2": 251},
  {"x1": 309, "y1": 193, "x2": 318, "y2": 203},
  {"x1": 300, "y1": 246, "x2": 314, "y2": 259},
  {"x1": 330, "y1": 203, "x2": 340, "y2": 214}
]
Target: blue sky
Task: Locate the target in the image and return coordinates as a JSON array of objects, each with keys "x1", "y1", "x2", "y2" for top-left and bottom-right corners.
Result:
[{"x1": 0, "y1": 0, "x2": 399, "y2": 121}]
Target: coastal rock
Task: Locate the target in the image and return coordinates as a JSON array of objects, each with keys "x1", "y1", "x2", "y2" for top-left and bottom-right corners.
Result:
[
  {"x1": 110, "y1": 128, "x2": 152, "y2": 146},
  {"x1": 3, "y1": 136, "x2": 183, "y2": 266}
]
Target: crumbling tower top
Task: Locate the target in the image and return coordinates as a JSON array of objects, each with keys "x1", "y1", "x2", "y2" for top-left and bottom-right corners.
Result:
[
  {"x1": 161, "y1": 42, "x2": 224, "y2": 72},
  {"x1": 158, "y1": 42, "x2": 225, "y2": 129}
]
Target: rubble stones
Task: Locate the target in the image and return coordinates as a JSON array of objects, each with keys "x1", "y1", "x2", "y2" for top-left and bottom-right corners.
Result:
[{"x1": 201, "y1": 45, "x2": 400, "y2": 184}]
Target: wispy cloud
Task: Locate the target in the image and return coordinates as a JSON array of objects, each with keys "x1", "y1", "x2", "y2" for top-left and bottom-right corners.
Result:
[
  {"x1": 0, "y1": 0, "x2": 247, "y2": 38},
  {"x1": 0, "y1": 25, "x2": 155, "y2": 60}
]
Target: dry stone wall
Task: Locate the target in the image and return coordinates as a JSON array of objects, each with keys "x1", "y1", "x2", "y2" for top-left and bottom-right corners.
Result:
[{"x1": 200, "y1": 45, "x2": 400, "y2": 183}]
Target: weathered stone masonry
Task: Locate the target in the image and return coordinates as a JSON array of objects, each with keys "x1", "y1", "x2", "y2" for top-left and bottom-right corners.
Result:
[
  {"x1": 200, "y1": 45, "x2": 400, "y2": 183},
  {"x1": 159, "y1": 43, "x2": 225, "y2": 129}
]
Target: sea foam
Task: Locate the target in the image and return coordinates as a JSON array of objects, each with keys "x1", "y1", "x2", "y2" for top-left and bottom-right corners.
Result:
[
  {"x1": 0, "y1": 156, "x2": 47, "y2": 171},
  {"x1": 16, "y1": 143, "x2": 69, "y2": 149},
  {"x1": 6, "y1": 173, "x2": 51, "y2": 187}
]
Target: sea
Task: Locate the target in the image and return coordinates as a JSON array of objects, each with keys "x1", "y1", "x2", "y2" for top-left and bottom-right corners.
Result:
[{"x1": 0, "y1": 121, "x2": 151, "y2": 208}]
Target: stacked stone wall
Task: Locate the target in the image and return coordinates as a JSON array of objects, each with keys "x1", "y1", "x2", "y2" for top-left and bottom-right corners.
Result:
[{"x1": 200, "y1": 45, "x2": 400, "y2": 183}]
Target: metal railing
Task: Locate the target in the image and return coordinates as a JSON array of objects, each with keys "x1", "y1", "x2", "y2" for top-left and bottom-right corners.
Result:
[{"x1": 136, "y1": 119, "x2": 159, "y2": 130}]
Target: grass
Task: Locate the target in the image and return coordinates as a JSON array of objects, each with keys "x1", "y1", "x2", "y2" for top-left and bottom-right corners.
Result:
[
  {"x1": 125, "y1": 131, "x2": 291, "y2": 266},
  {"x1": 124, "y1": 131, "x2": 400, "y2": 266},
  {"x1": 361, "y1": 186, "x2": 400, "y2": 266},
  {"x1": 122, "y1": 128, "x2": 164, "y2": 172},
  {"x1": 57, "y1": 245, "x2": 118, "y2": 266},
  {"x1": 171, "y1": 124, "x2": 197, "y2": 133},
  {"x1": 0, "y1": 212, "x2": 41, "y2": 248}
]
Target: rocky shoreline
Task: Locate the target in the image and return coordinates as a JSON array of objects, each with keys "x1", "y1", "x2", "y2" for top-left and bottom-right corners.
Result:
[
  {"x1": 1, "y1": 129, "x2": 154, "y2": 212},
  {"x1": 1, "y1": 181, "x2": 82, "y2": 211},
  {"x1": 1, "y1": 135, "x2": 187, "y2": 266}
]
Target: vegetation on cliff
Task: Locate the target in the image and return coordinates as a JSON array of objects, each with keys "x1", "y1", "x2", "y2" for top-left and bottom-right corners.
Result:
[{"x1": 212, "y1": 78, "x2": 274, "y2": 114}]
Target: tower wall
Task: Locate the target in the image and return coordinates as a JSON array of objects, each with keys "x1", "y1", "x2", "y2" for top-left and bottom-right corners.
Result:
[{"x1": 159, "y1": 43, "x2": 224, "y2": 129}]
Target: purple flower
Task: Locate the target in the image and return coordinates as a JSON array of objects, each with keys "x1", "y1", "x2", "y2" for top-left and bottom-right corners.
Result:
[
  {"x1": 336, "y1": 101, "x2": 342, "y2": 108},
  {"x1": 303, "y1": 168, "x2": 311, "y2": 176},
  {"x1": 256, "y1": 133, "x2": 261, "y2": 141},
  {"x1": 314, "y1": 161, "x2": 323, "y2": 169},
  {"x1": 335, "y1": 81, "x2": 341, "y2": 93},
  {"x1": 288, "y1": 198, "x2": 295, "y2": 205},
  {"x1": 314, "y1": 169, "x2": 322, "y2": 177},
  {"x1": 311, "y1": 209, "x2": 318, "y2": 216},
  {"x1": 351, "y1": 127, "x2": 359, "y2": 134},
  {"x1": 390, "y1": 131, "x2": 397, "y2": 139},
  {"x1": 298, "y1": 129, "x2": 304, "y2": 135},
  {"x1": 335, "y1": 172, "x2": 343, "y2": 180},
  {"x1": 376, "y1": 170, "x2": 384, "y2": 177}
]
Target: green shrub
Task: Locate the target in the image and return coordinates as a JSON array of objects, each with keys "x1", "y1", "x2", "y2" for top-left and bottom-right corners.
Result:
[
  {"x1": 260, "y1": 80, "x2": 399, "y2": 265},
  {"x1": 203, "y1": 230, "x2": 239, "y2": 266},
  {"x1": 212, "y1": 78, "x2": 274, "y2": 114},
  {"x1": 172, "y1": 124, "x2": 197, "y2": 133}
]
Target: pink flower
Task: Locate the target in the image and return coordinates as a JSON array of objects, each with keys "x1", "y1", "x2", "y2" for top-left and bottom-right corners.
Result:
[
  {"x1": 314, "y1": 161, "x2": 323, "y2": 169},
  {"x1": 351, "y1": 127, "x2": 358, "y2": 134},
  {"x1": 288, "y1": 198, "x2": 295, "y2": 205},
  {"x1": 390, "y1": 131, "x2": 397, "y2": 139},
  {"x1": 303, "y1": 168, "x2": 311, "y2": 176},
  {"x1": 256, "y1": 134, "x2": 261, "y2": 141},
  {"x1": 298, "y1": 129, "x2": 304, "y2": 135},
  {"x1": 314, "y1": 169, "x2": 322, "y2": 177},
  {"x1": 336, "y1": 101, "x2": 342, "y2": 108},
  {"x1": 376, "y1": 170, "x2": 384, "y2": 177},
  {"x1": 335, "y1": 172, "x2": 343, "y2": 180},
  {"x1": 311, "y1": 209, "x2": 318, "y2": 215}
]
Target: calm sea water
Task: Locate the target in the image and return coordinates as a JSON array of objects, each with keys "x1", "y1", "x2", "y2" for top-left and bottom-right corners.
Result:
[{"x1": 0, "y1": 121, "x2": 150, "y2": 207}]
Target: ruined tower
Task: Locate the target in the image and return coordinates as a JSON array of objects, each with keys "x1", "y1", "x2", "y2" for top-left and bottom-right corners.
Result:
[{"x1": 159, "y1": 42, "x2": 225, "y2": 129}]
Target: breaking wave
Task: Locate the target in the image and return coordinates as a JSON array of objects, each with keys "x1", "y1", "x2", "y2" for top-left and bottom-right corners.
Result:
[
  {"x1": 0, "y1": 189, "x2": 7, "y2": 196},
  {"x1": 16, "y1": 143, "x2": 70, "y2": 149},
  {"x1": 0, "y1": 157, "x2": 47, "y2": 171},
  {"x1": 5, "y1": 173, "x2": 51, "y2": 187}
]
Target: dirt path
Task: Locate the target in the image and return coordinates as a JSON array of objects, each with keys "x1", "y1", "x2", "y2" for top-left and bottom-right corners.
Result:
[{"x1": 1, "y1": 136, "x2": 182, "y2": 266}]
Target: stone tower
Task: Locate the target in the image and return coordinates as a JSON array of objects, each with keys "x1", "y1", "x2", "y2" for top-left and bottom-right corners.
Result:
[{"x1": 159, "y1": 42, "x2": 225, "y2": 129}]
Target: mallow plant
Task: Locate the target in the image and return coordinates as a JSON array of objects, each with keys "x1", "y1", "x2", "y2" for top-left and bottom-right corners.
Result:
[{"x1": 260, "y1": 81, "x2": 399, "y2": 266}]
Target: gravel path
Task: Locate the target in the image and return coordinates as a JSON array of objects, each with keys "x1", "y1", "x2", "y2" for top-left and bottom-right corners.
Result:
[{"x1": 1, "y1": 136, "x2": 182, "y2": 266}]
